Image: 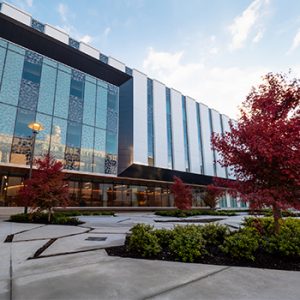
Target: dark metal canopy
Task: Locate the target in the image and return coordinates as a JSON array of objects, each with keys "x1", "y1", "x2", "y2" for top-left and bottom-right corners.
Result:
[{"x1": 0, "y1": 13, "x2": 131, "y2": 86}]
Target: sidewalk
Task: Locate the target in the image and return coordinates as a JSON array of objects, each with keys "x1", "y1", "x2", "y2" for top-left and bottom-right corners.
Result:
[{"x1": 0, "y1": 213, "x2": 299, "y2": 300}]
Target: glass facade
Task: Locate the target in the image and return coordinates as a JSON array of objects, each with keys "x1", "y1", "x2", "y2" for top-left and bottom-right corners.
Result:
[
  {"x1": 182, "y1": 96, "x2": 190, "y2": 172},
  {"x1": 0, "y1": 37, "x2": 119, "y2": 175},
  {"x1": 147, "y1": 78, "x2": 154, "y2": 166},
  {"x1": 166, "y1": 88, "x2": 173, "y2": 169}
]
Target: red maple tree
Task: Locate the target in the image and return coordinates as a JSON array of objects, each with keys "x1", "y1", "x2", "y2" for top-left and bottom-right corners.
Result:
[
  {"x1": 203, "y1": 184, "x2": 225, "y2": 209},
  {"x1": 17, "y1": 154, "x2": 69, "y2": 222},
  {"x1": 171, "y1": 176, "x2": 192, "y2": 210},
  {"x1": 212, "y1": 73, "x2": 300, "y2": 233}
]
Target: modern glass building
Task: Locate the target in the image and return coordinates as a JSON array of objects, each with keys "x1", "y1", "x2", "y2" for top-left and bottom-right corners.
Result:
[{"x1": 0, "y1": 2, "x2": 242, "y2": 208}]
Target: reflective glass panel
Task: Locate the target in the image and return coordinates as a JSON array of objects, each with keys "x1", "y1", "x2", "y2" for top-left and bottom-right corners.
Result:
[
  {"x1": 50, "y1": 117, "x2": 67, "y2": 162},
  {"x1": 83, "y1": 80, "x2": 96, "y2": 126},
  {"x1": 54, "y1": 70, "x2": 71, "y2": 118},
  {"x1": 37, "y1": 63, "x2": 57, "y2": 114},
  {"x1": 93, "y1": 128, "x2": 106, "y2": 174},
  {"x1": 35, "y1": 113, "x2": 52, "y2": 157},
  {"x1": 0, "y1": 50, "x2": 24, "y2": 106},
  {"x1": 0, "y1": 46, "x2": 6, "y2": 87},
  {"x1": 95, "y1": 85, "x2": 107, "y2": 129},
  {"x1": 80, "y1": 125, "x2": 94, "y2": 172},
  {"x1": 0, "y1": 103, "x2": 17, "y2": 163}
]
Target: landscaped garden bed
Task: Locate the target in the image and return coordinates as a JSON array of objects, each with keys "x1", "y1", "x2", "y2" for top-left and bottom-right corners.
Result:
[
  {"x1": 106, "y1": 217, "x2": 300, "y2": 271},
  {"x1": 8, "y1": 210, "x2": 115, "y2": 226},
  {"x1": 155, "y1": 209, "x2": 237, "y2": 217}
]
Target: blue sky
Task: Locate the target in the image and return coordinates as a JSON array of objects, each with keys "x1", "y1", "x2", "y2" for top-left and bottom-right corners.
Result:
[{"x1": 7, "y1": 0, "x2": 300, "y2": 118}]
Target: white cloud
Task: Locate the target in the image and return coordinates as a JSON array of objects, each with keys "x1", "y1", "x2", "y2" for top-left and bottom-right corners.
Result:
[
  {"x1": 142, "y1": 48, "x2": 269, "y2": 119},
  {"x1": 104, "y1": 27, "x2": 111, "y2": 37},
  {"x1": 58, "y1": 3, "x2": 68, "y2": 23},
  {"x1": 228, "y1": 0, "x2": 269, "y2": 50},
  {"x1": 56, "y1": 3, "x2": 95, "y2": 44},
  {"x1": 252, "y1": 29, "x2": 264, "y2": 43},
  {"x1": 287, "y1": 29, "x2": 300, "y2": 54},
  {"x1": 209, "y1": 47, "x2": 219, "y2": 55},
  {"x1": 10, "y1": 0, "x2": 34, "y2": 10},
  {"x1": 80, "y1": 35, "x2": 93, "y2": 44}
]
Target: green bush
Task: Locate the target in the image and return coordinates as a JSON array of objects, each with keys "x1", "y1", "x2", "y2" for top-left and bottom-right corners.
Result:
[
  {"x1": 220, "y1": 228, "x2": 260, "y2": 261},
  {"x1": 54, "y1": 210, "x2": 115, "y2": 217},
  {"x1": 200, "y1": 223, "x2": 229, "y2": 248},
  {"x1": 154, "y1": 228, "x2": 174, "y2": 248},
  {"x1": 155, "y1": 209, "x2": 236, "y2": 218},
  {"x1": 169, "y1": 225, "x2": 206, "y2": 262},
  {"x1": 9, "y1": 212, "x2": 83, "y2": 225},
  {"x1": 247, "y1": 218, "x2": 300, "y2": 257},
  {"x1": 127, "y1": 224, "x2": 161, "y2": 257}
]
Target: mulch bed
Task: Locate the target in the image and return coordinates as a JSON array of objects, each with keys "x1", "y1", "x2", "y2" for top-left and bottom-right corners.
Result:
[{"x1": 106, "y1": 245, "x2": 300, "y2": 271}]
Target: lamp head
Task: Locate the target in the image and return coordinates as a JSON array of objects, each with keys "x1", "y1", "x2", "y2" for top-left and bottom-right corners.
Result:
[{"x1": 28, "y1": 122, "x2": 44, "y2": 133}]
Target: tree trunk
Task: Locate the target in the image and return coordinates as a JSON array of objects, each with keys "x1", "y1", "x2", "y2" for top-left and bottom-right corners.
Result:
[
  {"x1": 48, "y1": 208, "x2": 52, "y2": 223},
  {"x1": 272, "y1": 204, "x2": 281, "y2": 235}
]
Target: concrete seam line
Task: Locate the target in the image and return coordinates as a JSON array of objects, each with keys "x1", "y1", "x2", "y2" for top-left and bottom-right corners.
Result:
[{"x1": 143, "y1": 266, "x2": 231, "y2": 300}]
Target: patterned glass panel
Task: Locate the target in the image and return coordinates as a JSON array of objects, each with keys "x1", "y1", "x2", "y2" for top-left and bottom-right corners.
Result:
[
  {"x1": 80, "y1": 125, "x2": 94, "y2": 172},
  {"x1": 83, "y1": 80, "x2": 96, "y2": 126},
  {"x1": 95, "y1": 85, "x2": 107, "y2": 129},
  {"x1": 38, "y1": 64, "x2": 57, "y2": 114},
  {"x1": 50, "y1": 117, "x2": 67, "y2": 162},
  {"x1": 31, "y1": 19, "x2": 45, "y2": 32},
  {"x1": 69, "y1": 38, "x2": 80, "y2": 49},
  {"x1": 105, "y1": 154, "x2": 117, "y2": 175},
  {"x1": 0, "y1": 103, "x2": 17, "y2": 163},
  {"x1": 54, "y1": 70, "x2": 71, "y2": 118},
  {"x1": 65, "y1": 146, "x2": 80, "y2": 170},
  {"x1": 35, "y1": 113, "x2": 52, "y2": 157},
  {"x1": 0, "y1": 50, "x2": 24, "y2": 106},
  {"x1": 0, "y1": 46, "x2": 6, "y2": 88},
  {"x1": 106, "y1": 109, "x2": 118, "y2": 133},
  {"x1": 100, "y1": 53, "x2": 108, "y2": 64},
  {"x1": 18, "y1": 79, "x2": 40, "y2": 110},
  {"x1": 68, "y1": 95, "x2": 83, "y2": 122},
  {"x1": 93, "y1": 128, "x2": 106, "y2": 174}
]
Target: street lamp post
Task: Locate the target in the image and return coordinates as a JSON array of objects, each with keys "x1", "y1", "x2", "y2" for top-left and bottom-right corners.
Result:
[{"x1": 24, "y1": 121, "x2": 44, "y2": 214}]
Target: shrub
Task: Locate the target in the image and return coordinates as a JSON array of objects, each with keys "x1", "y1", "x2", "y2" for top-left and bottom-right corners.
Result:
[
  {"x1": 200, "y1": 223, "x2": 230, "y2": 249},
  {"x1": 220, "y1": 228, "x2": 260, "y2": 261},
  {"x1": 246, "y1": 217, "x2": 300, "y2": 257},
  {"x1": 127, "y1": 224, "x2": 161, "y2": 257},
  {"x1": 169, "y1": 225, "x2": 206, "y2": 262},
  {"x1": 9, "y1": 212, "x2": 83, "y2": 225},
  {"x1": 154, "y1": 228, "x2": 174, "y2": 248},
  {"x1": 155, "y1": 210, "x2": 236, "y2": 218}
]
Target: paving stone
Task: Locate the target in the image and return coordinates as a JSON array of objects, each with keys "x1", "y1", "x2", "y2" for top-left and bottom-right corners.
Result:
[
  {"x1": 42, "y1": 233, "x2": 126, "y2": 256},
  {"x1": 13, "y1": 225, "x2": 88, "y2": 241}
]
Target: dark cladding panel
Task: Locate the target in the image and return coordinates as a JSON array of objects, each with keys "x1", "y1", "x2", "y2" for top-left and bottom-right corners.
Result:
[
  {"x1": 119, "y1": 163, "x2": 214, "y2": 186},
  {"x1": 117, "y1": 78, "x2": 133, "y2": 174}
]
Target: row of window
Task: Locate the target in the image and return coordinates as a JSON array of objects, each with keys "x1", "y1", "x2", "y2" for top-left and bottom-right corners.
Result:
[
  {"x1": 0, "y1": 175, "x2": 240, "y2": 208},
  {"x1": 0, "y1": 38, "x2": 119, "y2": 175}
]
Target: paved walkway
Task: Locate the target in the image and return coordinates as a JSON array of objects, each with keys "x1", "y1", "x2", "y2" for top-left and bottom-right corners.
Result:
[{"x1": 0, "y1": 211, "x2": 299, "y2": 300}]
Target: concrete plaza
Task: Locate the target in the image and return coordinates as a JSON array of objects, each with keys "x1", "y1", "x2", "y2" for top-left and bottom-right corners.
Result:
[{"x1": 0, "y1": 209, "x2": 299, "y2": 300}]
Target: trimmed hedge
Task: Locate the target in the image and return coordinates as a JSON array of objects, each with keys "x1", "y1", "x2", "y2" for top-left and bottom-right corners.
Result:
[
  {"x1": 155, "y1": 209, "x2": 236, "y2": 218},
  {"x1": 9, "y1": 212, "x2": 83, "y2": 226}
]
